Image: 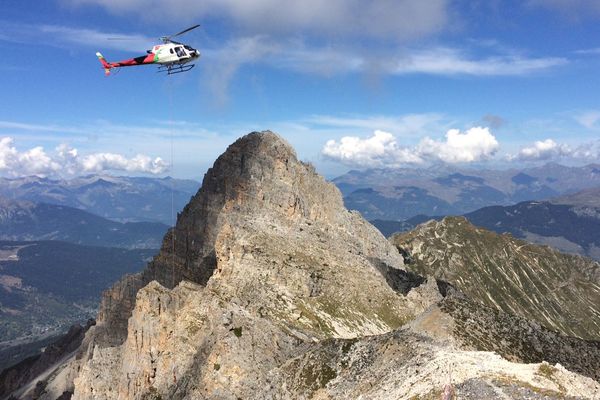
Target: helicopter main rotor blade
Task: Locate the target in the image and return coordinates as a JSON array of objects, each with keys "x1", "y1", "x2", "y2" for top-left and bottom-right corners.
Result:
[{"x1": 170, "y1": 24, "x2": 200, "y2": 38}]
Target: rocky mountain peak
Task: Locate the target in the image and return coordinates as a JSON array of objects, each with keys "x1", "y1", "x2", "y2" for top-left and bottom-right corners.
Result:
[
  {"x1": 147, "y1": 131, "x2": 349, "y2": 288},
  {"x1": 94, "y1": 130, "x2": 414, "y2": 346}
]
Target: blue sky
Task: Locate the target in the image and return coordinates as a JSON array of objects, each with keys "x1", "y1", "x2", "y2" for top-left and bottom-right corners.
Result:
[{"x1": 1, "y1": 0, "x2": 600, "y2": 180}]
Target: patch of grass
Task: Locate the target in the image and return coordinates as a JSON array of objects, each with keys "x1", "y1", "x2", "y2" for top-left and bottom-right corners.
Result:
[
  {"x1": 213, "y1": 363, "x2": 221, "y2": 371},
  {"x1": 536, "y1": 363, "x2": 566, "y2": 393},
  {"x1": 300, "y1": 361, "x2": 337, "y2": 392},
  {"x1": 537, "y1": 362, "x2": 556, "y2": 380},
  {"x1": 232, "y1": 327, "x2": 243, "y2": 337}
]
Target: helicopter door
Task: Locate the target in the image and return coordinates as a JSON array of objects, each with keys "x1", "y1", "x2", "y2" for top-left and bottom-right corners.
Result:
[{"x1": 175, "y1": 46, "x2": 186, "y2": 58}]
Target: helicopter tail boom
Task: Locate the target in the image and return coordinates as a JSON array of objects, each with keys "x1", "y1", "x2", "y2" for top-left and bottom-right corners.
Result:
[{"x1": 96, "y1": 52, "x2": 112, "y2": 76}]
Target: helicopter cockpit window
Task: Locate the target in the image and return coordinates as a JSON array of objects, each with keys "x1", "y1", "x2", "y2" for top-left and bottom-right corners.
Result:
[
  {"x1": 175, "y1": 47, "x2": 186, "y2": 57},
  {"x1": 170, "y1": 48, "x2": 174, "y2": 54}
]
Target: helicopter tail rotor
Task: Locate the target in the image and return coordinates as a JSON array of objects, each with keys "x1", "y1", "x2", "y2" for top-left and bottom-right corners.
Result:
[{"x1": 96, "y1": 52, "x2": 112, "y2": 76}]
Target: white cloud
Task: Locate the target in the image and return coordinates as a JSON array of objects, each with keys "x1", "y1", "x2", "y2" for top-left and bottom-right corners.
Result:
[
  {"x1": 201, "y1": 38, "x2": 566, "y2": 103},
  {"x1": 80, "y1": 153, "x2": 167, "y2": 174},
  {"x1": 417, "y1": 127, "x2": 499, "y2": 163},
  {"x1": 322, "y1": 130, "x2": 423, "y2": 168},
  {"x1": 322, "y1": 126, "x2": 500, "y2": 168},
  {"x1": 511, "y1": 139, "x2": 571, "y2": 161},
  {"x1": 208, "y1": 38, "x2": 567, "y2": 79},
  {"x1": 392, "y1": 47, "x2": 567, "y2": 76},
  {"x1": 0, "y1": 138, "x2": 61, "y2": 176},
  {"x1": 65, "y1": 0, "x2": 450, "y2": 41},
  {"x1": 510, "y1": 138, "x2": 600, "y2": 162},
  {"x1": 571, "y1": 141, "x2": 600, "y2": 160},
  {"x1": 0, "y1": 137, "x2": 167, "y2": 177}
]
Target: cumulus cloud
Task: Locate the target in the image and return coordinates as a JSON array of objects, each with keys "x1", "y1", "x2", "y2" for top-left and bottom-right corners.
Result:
[
  {"x1": 322, "y1": 127, "x2": 499, "y2": 168},
  {"x1": 417, "y1": 127, "x2": 499, "y2": 163},
  {"x1": 511, "y1": 139, "x2": 571, "y2": 161},
  {"x1": 510, "y1": 138, "x2": 600, "y2": 162},
  {"x1": 0, "y1": 137, "x2": 167, "y2": 177},
  {"x1": 0, "y1": 138, "x2": 61, "y2": 176},
  {"x1": 65, "y1": 0, "x2": 449, "y2": 41},
  {"x1": 571, "y1": 141, "x2": 600, "y2": 160},
  {"x1": 322, "y1": 130, "x2": 423, "y2": 168},
  {"x1": 80, "y1": 153, "x2": 167, "y2": 174}
]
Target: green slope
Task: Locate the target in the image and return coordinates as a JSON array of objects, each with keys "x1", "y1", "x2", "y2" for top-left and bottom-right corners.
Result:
[{"x1": 390, "y1": 216, "x2": 600, "y2": 340}]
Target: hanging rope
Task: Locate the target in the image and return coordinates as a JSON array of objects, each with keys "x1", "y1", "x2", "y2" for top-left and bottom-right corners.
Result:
[{"x1": 167, "y1": 78, "x2": 176, "y2": 289}]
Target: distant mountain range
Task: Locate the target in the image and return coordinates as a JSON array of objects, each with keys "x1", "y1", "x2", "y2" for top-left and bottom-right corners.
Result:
[
  {"x1": 0, "y1": 197, "x2": 168, "y2": 249},
  {"x1": 552, "y1": 186, "x2": 600, "y2": 208},
  {"x1": 335, "y1": 163, "x2": 600, "y2": 221},
  {"x1": 0, "y1": 175, "x2": 200, "y2": 225},
  {"x1": 465, "y1": 198, "x2": 600, "y2": 260},
  {"x1": 371, "y1": 187, "x2": 600, "y2": 261}
]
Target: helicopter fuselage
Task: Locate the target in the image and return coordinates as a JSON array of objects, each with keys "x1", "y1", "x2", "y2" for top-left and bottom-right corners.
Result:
[
  {"x1": 96, "y1": 42, "x2": 200, "y2": 75},
  {"x1": 150, "y1": 43, "x2": 200, "y2": 65}
]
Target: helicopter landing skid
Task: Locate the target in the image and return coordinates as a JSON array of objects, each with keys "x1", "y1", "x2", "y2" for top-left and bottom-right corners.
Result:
[{"x1": 158, "y1": 64, "x2": 195, "y2": 75}]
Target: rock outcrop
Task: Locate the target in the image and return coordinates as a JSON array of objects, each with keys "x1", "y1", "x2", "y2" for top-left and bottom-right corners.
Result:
[{"x1": 9, "y1": 132, "x2": 600, "y2": 400}]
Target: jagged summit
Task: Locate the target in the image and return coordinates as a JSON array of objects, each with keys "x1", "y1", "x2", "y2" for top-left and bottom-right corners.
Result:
[
  {"x1": 148, "y1": 130, "x2": 349, "y2": 288},
  {"x1": 77, "y1": 130, "x2": 430, "y2": 397}
]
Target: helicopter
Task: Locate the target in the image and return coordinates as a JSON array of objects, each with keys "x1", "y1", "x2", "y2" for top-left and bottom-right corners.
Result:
[{"x1": 96, "y1": 24, "x2": 201, "y2": 76}]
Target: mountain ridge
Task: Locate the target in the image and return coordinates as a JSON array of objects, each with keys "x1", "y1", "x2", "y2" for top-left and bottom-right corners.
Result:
[
  {"x1": 336, "y1": 163, "x2": 600, "y2": 221},
  {"x1": 0, "y1": 175, "x2": 199, "y2": 225},
  {"x1": 390, "y1": 216, "x2": 600, "y2": 340},
  {"x1": 0, "y1": 197, "x2": 167, "y2": 249}
]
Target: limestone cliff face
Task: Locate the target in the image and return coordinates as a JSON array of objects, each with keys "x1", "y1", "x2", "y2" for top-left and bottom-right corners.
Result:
[
  {"x1": 61, "y1": 131, "x2": 435, "y2": 399},
  {"x1": 16, "y1": 132, "x2": 600, "y2": 400}
]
